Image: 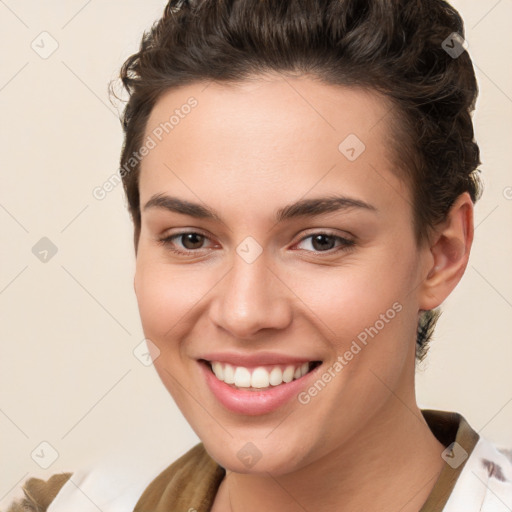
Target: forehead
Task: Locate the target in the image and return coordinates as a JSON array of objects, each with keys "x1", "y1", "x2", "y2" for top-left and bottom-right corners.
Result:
[{"x1": 139, "y1": 74, "x2": 410, "y2": 222}]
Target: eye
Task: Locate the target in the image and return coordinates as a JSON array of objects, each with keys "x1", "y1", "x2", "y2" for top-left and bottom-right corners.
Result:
[
  {"x1": 294, "y1": 232, "x2": 355, "y2": 253},
  {"x1": 158, "y1": 231, "x2": 213, "y2": 255},
  {"x1": 157, "y1": 230, "x2": 355, "y2": 256}
]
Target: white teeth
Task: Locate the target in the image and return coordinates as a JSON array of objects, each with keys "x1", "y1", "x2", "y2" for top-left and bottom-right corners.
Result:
[
  {"x1": 211, "y1": 362, "x2": 224, "y2": 380},
  {"x1": 209, "y1": 361, "x2": 317, "y2": 389},
  {"x1": 233, "y1": 366, "x2": 251, "y2": 387},
  {"x1": 282, "y1": 365, "x2": 295, "y2": 383},
  {"x1": 223, "y1": 363, "x2": 235, "y2": 384},
  {"x1": 251, "y1": 367, "x2": 270, "y2": 388},
  {"x1": 269, "y1": 367, "x2": 283, "y2": 386}
]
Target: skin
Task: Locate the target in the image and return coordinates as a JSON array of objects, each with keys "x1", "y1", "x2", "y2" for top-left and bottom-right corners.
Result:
[{"x1": 133, "y1": 74, "x2": 474, "y2": 511}]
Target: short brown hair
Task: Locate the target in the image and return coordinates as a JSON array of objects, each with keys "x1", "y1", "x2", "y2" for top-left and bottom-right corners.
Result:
[{"x1": 115, "y1": 0, "x2": 482, "y2": 361}]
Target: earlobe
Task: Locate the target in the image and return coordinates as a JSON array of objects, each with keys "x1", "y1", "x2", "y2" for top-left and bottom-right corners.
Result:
[{"x1": 419, "y1": 192, "x2": 474, "y2": 310}]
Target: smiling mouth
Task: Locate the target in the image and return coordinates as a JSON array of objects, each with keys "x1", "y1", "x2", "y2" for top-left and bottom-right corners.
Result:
[{"x1": 199, "y1": 359, "x2": 322, "y2": 391}]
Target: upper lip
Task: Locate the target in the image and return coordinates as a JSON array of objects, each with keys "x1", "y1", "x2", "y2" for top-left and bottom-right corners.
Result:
[{"x1": 198, "y1": 351, "x2": 322, "y2": 367}]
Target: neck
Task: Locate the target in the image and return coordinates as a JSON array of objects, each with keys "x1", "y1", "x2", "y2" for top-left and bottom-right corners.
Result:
[{"x1": 215, "y1": 400, "x2": 446, "y2": 512}]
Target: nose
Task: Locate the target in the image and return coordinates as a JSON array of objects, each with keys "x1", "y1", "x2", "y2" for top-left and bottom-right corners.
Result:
[{"x1": 209, "y1": 250, "x2": 293, "y2": 339}]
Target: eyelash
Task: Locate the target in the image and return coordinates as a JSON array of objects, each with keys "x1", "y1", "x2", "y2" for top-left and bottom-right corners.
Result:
[{"x1": 157, "y1": 230, "x2": 355, "y2": 256}]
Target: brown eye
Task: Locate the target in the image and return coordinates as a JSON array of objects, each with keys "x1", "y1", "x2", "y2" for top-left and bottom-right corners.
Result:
[
  {"x1": 295, "y1": 232, "x2": 355, "y2": 254},
  {"x1": 158, "y1": 231, "x2": 212, "y2": 255},
  {"x1": 310, "y1": 234, "x2": 337, "y2": 251},
  {"x1": 180, "y1": 233, "x2": 205, "y2": 250}
]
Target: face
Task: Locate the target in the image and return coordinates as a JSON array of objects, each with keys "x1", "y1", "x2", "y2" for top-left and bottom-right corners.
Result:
[{"x1": 134, "y1": 74, "x2": 431, "y2": 475}]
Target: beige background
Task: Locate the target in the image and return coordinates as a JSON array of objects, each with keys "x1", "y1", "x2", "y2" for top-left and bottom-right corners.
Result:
[{"x1": 0, "y1": 0, "x2": 511, "y2": 506}]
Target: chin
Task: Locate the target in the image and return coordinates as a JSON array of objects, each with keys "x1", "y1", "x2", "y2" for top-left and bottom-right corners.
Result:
[{"x1": 202, "y1": 435, "x2": 313, "y2": 476}]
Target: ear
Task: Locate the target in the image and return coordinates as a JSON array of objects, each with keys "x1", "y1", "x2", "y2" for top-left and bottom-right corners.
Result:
[{"x1": 419, "y1": 192, "x2": 474, "y2": 311}]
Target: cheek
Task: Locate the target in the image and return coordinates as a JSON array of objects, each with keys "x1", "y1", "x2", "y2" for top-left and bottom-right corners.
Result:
[
  {"x1": 134, "y1": 267, "x2": 172, "y2": 337},
  {"x1": 135, "y1": 253, "x2": 216, "y2": 350},
  {"x1": 134, "y1": 258, "x2": 201, "y2": 343},
  {"x1": 285, "y1": 252, "x2": 418, "y2": 385},
  {"x1": 291, "y1": 260, "x2": 408, "y2": 335}
]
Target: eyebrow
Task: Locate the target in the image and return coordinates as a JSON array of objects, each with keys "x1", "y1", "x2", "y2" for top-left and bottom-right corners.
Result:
[{"x1": 143, "y1": 193, "x2": 377, "y2": 223}]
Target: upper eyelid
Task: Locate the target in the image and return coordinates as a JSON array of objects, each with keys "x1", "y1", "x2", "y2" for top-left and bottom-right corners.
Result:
[{"x1": 297, "y1": 229, "x2": 354, "y2": 242}]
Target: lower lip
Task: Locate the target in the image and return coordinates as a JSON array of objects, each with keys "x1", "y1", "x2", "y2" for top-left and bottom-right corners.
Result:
[{"x1": 199, "y1": 361, "x2": 321, "y2": 416}]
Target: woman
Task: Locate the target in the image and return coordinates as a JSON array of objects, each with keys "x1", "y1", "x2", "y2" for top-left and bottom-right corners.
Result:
[{"x1": 7, "y1": 0, "x2": 512, "y2": 510}]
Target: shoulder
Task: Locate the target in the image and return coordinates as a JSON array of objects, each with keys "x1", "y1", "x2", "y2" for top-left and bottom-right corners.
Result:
[
  {"x1": 445, "y1": 435, "x2": 512, "y2": 511},
  {"x1": 2, "y1": 444, "x2": 215, "y2": 512},
  {"x1": 4, "y1": 472, "x2": 73, "y2": 512}
]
